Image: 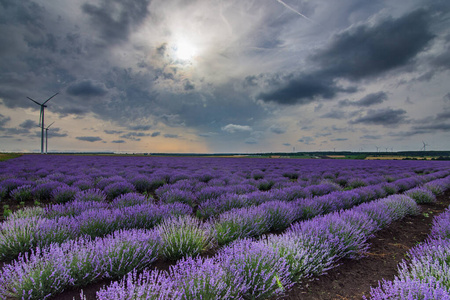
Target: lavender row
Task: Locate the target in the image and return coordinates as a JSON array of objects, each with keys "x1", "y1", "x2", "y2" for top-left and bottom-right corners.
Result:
[
  {"x1": 366, "y1": 203, "x2": 450, "y2": 298},
  {"x1": 0, "y1": 201, "x2": 192, "y2": 260},
  {"x1": 95, "y1": 194, "x2": 422, "y2": 300},
  {"x1": 2, "y1": 175, "x2": 448, "y2": 261}
]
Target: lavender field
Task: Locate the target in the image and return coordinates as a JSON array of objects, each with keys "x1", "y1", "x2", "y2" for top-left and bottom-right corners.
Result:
[{"x1": 1, "y1": 155, "x2": 450, "y2": 299}]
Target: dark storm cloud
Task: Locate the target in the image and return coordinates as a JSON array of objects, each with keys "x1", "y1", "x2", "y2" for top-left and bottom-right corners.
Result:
[
  {"x1": 151, "y1": 131, "x2": 160, "y2": 137},
  {"x1": 81, "y1": 0, "x2": 151, "y2": 44},
  {"x1": 339, "y1": 92, "x2": 388, "y2": 107},
  {"x1": 76, "y1": 136, "x2": 103, "y2": 142},
  {"x1": 350, "y1": 108, "x2": 407, "y2": 126},
  {"x1": 311, "y1": 9, "x2": 434, "y2": 80},
  {"x1": 257, "y1": 8, "x2": 435, "y2": 105},
  {"x1": 66, "y1": 80, "x2": 108, "y2": 97},
  {"x1": 412, "y1": 123, "x2": 450, "y2": 132},
  {"x1": 19, "y1": 119, "x2": 38, "y2": 129},
  {"x1": 257, "y1": 74, "x2": 357, "y2": 105}
]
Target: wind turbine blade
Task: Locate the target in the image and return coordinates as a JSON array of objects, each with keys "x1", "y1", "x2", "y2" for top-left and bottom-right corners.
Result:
[
  {"x1": 27, "y1": 97, "x2": 42, "y2": 106},
  {"x1": 47, "y1": 121, "x2": 55, "y2": 129},
  {"x1": 42, "y1": 92, "x2": 58, "y2": 105}
]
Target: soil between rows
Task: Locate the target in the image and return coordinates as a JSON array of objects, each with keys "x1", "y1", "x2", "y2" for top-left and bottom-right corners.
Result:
[
  {"x1": 4, "y1": 190, "x2": 448, "y2": 300},
  {"x1": 278, "y1": 190, "x2": 450, "y2": 300}
]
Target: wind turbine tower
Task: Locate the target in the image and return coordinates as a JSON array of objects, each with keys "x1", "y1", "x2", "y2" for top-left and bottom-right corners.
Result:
[
  {"x1": 44, "y1": 122, "x2": 55, "y2": 154},
  {"x1": 26, "y1": 93, "x2": 58, "y2": 154}
]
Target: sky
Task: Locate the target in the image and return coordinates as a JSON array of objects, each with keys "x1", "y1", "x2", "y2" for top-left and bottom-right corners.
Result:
[{"x1": 0, "y1": 0, "x2": 449, "y2": 153}]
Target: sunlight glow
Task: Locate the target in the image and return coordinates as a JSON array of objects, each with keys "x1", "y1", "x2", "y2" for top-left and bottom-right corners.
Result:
[{"x1": 174, "y1": 40, "x2": 197, "y2": 61}]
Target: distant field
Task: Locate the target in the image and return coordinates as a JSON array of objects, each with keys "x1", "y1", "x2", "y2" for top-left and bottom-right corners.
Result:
[
  {"x1": 365, "y1": 156, "x2": 432, "y2": 160},
  {"x1": 0, "y1": 153, "x2": 22, "y2": 162}
]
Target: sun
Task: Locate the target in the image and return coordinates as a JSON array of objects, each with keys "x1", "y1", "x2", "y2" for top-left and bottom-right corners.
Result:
[{"x1": 174, "y1": 39, "x2": 197, "y2": 61}]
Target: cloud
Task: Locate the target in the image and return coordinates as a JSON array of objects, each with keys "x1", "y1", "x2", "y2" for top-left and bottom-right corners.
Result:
[
  {"x1": 339, "y1": 92, "x2": 388, "y2": 107},
  {"x1": 257, "y1": 74, "x2": 356, "y2": 105},
  {"x1": 320, "y1": 110, "x2": 348, "y2": 119},
  {"x1": 361, "y1": 135, "x2": 382, "y2": 140},
  {"x1": 0, "y1": 114, "x2": 11, "y2": 128},
  {"x1": 269, "y1": 124, "x2": 286, "y2": 134},
  {"x1": 151, "y1": 131, "x2": 161, "y2": 137},
  {"x1": 111, "y1": 140, "x2": 126, "y2": 143},
  {"x1": 257, "y1": 9, "x2": 434, "y2": 106},
  {"x1": 128, "y1": 124, "x2": 152, "y2": 131},
  {"x1": 66, "y1": 80, "x2": 108, "y2": 97},
  {"x1": 164, "y1": 134, "x2": 179, "y2": 138},
  {"x1": 311, "y1": 9, "x2": 434, "y2": 80},
  {"x1": 104, "y1": 130, "x2": 124, "y2": 134},
  {"x1": 221, "y1": 124, "x2": 252, "y2": 133},
  {"x1": 76, "y1": 136, "x2": 103, "y2": 142},
  {"x1": 19, "y1": 119, "x2": 39, "y2": 129},
  {"x1": 245, "y1": 137, "x2": 258, "y2": 144},
  {"x1": 81, "y1": 0, "x2": 151, "y2": 44},
  {"x1": 298, "y1": 136, "x2": 314, "y2": 144},
  {"x1": 330, "y1": 138, "x2": 348, "y2": 142},
  {"x1": 283, "y1": 143, "x2": 291, "y2": 146},
  {"x1": 350, "y1": 108, "x2": 407, "y2": 126}
]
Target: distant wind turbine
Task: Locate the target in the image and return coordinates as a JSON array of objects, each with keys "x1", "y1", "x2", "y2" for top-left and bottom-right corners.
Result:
[
  {"x1": 375, "y1": 146, "x2": 379, "y2": 153},
  {"x1": 421, "y1": 141, "x2": 430, "y2": 151},
  {"x1": 44, "y1": 122, "x2": 55, "y2": 154},
  {"x1": 27, "y1": 93, "x2": 58, "y2": 154}
]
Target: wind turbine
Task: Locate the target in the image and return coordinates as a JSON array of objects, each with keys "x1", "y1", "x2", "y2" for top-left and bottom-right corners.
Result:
[
  {"x1": 44, "y1": 122, "x2": 55, "y2": 154},
  {"x1": 421, "y1": 141, "x2": 430, "y2": 151},
  {"x1": 375, "y1": 146, "x2": 379, "y2": 153},
  {"x1": 27, "y1": 93, "x2": 58, "y2": 154}
]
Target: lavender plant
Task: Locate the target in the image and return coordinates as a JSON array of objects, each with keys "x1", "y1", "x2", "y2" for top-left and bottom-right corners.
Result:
[
  {"x1": 404, "y1": 187, "x2": 436, "y2": 204},
  {"x1": 10, "y1": 185, "x2": 33, "y2": 202},
  {"x1": 218, "y1": 239, "x2": 292, "y2": 299},
  {"x1": 74, "y1": 188, "x2": 107, "y2": 202},
  {"x1": 0, "y1": 245, "x2": 73, "y2": 300},
  {"x1": 158, "y1": 215, "x2": 213, "y2": 261},
  {"x1": 169, "y1": 256, "x2": 246, "y2": 299},
  {"x1": 213, "y1": 207, "x2": 268, "y2": 246},
  {"x1": 96, "y1": 269, "x2": 178, "y2": 300},
  {"x1": 51, "y1": 185, "x2": 80, "y2": 203}
]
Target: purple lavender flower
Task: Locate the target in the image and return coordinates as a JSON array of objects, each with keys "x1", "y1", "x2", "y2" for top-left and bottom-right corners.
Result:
[
  {"x1": 196, "y1": 193, "x2": 250, "y2": 219},
  {"x1": 260, "y1": 201, "x2": 298, "y2": 231},
  {"x1": 159, "y1": 188, "x2": 196, "y2": 206},
  {"x1": 213, "y1": 207, "x2": 268, "y2": 246},
  {"x1": 72, "y1": 179, "x2": 94, "y2": 190},
  {"x1": 218, "y1": 238, "x2": 292, "y2": 299},
  {"x1": 103, "y1": 181, "x2": 136, "y2": 200},
  {"x1": 95, "y1": 229, "x2": 160, "y2": 278},
  {"x1": 45, "y1": 200, "x2": 109, "y2": 218},
  {"x1": 10, "y1": 184, "x2": 33, "y2": 202},
  {"x1": 157, "y1": 215, "x2": 213, "y2": 261},
  {"x1": 110, "y1": 192, "x2": 150, "y2": 208},
  {"x1": 0, "y1": 245, "x2": 73, "y2": 299},
  {"x1": 404, "y1": 187, "x2": 436, "y2": 204},
  {"x1": 32, "y1": 181, "x2": 66, "y2": 202},
  {"x1": 430, "y1": 208, "x2": 450, "y2": 240},
  {"x1": 74, "y1": 188, "x2": 107, "y2": 202},
  {"x1": 265, "y1": 231, "x2": 339, "y2": 281},
  {"x1": 51, "y1": 185, "x2": 80, "y2": 203},
  {"x1": 169, "y1": 256, "x2": 246, "y2": 299},
  {"x1": 367, "y1": 277, "x2": 450, "y2": 300},
  {"x1": 96, "y1": 269, "x2": 178, "y2": 300}
]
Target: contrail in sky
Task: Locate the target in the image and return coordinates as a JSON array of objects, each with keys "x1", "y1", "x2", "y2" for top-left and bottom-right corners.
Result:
[{"x1": 276, "y1": 0, "x2": 313, "y2": 22}]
